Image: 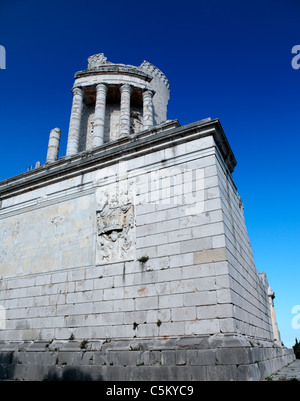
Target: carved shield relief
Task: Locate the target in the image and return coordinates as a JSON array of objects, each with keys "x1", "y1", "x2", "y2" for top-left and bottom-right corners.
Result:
[{"x1": 95, "y1": 186, "x2": 135, "y2": 264}]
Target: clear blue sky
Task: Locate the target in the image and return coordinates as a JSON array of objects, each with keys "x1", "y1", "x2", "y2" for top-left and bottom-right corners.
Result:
[{"x1": 0, "y1": 0, "x2": 299, "y2": 348}]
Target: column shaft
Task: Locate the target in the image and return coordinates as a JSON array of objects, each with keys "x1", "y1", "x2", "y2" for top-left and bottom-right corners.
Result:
[
  {"x1": 46, "y1": 128, "x2": 61, "y2": 163},
  {"x1": 142, "y1": 89, "x2": 154, "y2": 129},
  {"x1": 93, "y1": 84, "x2": 108, "y2": 148},
  {"x1": 268, "y1": 288, "x2": 281, "y2": 342},
  {"x1": 119, "y1": 84, "x2": 132, "y2": 137},
  {"x1": 66, "y1": 87, "x2": 84, "y2": 156}
]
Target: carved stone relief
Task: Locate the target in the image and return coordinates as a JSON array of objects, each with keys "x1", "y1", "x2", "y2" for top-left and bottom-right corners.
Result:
[{"x1": 96, "y1": 184, "x2": 135, "y2": 264}]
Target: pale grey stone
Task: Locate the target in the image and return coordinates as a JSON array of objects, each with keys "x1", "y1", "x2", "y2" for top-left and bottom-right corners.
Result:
[
  {"x1": 161, "y1": 350, "x2": 175, "y2": 366},
  {"x1": 175, "y1": 349, "x2": 186, "y2": 365},
  {"x1": 0, "y1": 53, "x2": 295, "y2": 382}
]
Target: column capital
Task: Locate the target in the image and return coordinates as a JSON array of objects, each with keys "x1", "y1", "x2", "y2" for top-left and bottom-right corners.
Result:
[
  {"x1": 120, "y1": 83, "x2": 132, "y2": 93},
  {"x1": 96, "y1": 83, "x2": 108, "y2": 93},
  {"x1": 142, "y1": 88, "x2": 154, "y2": 97},
  {"x1": 72, "y1": 87, "x2": 84, "y2": 96}
]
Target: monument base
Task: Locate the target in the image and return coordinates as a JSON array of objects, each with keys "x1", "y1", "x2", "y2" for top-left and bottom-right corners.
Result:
[{"x1": 0, "y1": 334, "x2": 295, "y2": 381}]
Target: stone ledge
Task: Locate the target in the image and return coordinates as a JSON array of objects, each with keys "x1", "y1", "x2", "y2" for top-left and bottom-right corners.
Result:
[
  {"x1": 74, "y1": 64, "x2": 153, "y2": 82},
  {"x1": 0, "y1": 118, "x2": 236, "y2": 199},
  {"x1": 0, "y1": 335, "x2": 295, "y2": 381}
]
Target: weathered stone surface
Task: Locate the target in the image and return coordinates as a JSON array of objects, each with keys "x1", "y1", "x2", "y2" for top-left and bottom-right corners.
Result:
[
  {"x1": 0, "y1": 54, "x2": 294, "y2": 381},
  {"x1": 66, "y1": 87, "x2": 84, "y2": 156},
  {"x1": 46, "y1": 128, "x2": 61, "y2": 163},
  {"x1": 194, "y1": 248, "x2": 227, "y2": 265},
  {"x1": 96, "y1": 183, "x2": 135, "y2": 264},
  {"x1": 0, "y1": 337, "x2": 295, "y2": 381},
  {"x1": 93, "y1": 84, "x2": 107, "y2": 148},
  {"x1": 119, "y1": 84, "x2": 132, "y2": 137},
  {"x1": 142, "y1": 89, "x2": 154, "y2": 129},
  {"x1": 64, "y1": 54, "x2": 168, "y2": 150}
]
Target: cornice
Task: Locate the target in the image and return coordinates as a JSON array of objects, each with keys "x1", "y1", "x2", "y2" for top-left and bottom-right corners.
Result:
[
  {"x1": 74, "y1": 64, "x2": 152, "y2": 83},
  {"x1": 0, "y1": 119, "x2": 236, "y2": 200}
]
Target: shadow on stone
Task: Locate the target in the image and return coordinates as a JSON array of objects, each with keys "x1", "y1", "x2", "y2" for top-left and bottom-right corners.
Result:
[
  {"x1": 46, "y1": 366, "x2": 103, "y2": 381},
  {"x1": 0, "y1": 350, "x2": 104, "y2": 381},
  {"x1": 0, "y1": 352, "x2": 15, "y2": 380}
]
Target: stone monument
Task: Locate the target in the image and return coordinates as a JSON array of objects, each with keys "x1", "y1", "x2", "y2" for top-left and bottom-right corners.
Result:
[{"x1": 0, "y1": 54, "x2": 294, "y2": 380}]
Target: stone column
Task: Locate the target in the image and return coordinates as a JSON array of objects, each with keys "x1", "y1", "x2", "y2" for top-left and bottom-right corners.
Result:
[
  {"x1": 119, "y1": 84, "x2": 132, "y2": 137},
  {"x1": 93, "y1": 84, "x2": 108, "y2": 148},
  {"x1": 142, "y1": 89, "x2": 154, "y2": 130},
  {"x1": 46, "y1": 128, "x2": 61, "y2": 163},
  {"x1": 66, "y1": 87, "x2": 84, "y2": 156},
  {"x1": 268, "y1": 287, "x2": 281, "y2": 343}
]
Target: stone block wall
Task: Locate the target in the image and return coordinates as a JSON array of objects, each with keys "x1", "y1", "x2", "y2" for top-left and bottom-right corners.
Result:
[
  {"x1": 0, "y1": 133, "x2": 236, "y2": 342},
  {"x1": 0, "y1": 128, "x2": 274, "y2": 343},
  {"x1": 215, "y1": 150, "x2": 274, "y2": 340},
  {"x1": 0, "y1": 336, "x2": 295, "y2": 381},
  {"x1": 0, "y1": 119, "x2": 294, "y2": 379}
]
